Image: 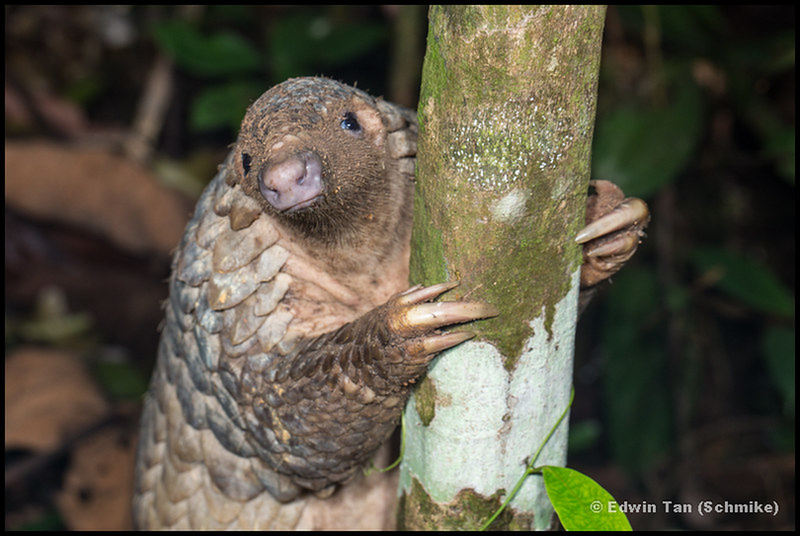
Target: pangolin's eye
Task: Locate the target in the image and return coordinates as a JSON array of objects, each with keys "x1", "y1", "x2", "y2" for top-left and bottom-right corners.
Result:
[
  {"x1": 340, "y1": 112, "x2": 362, "y2": 134},
  {"x1": 241, "y1": 152, "x2": 252, "y2": 176}
]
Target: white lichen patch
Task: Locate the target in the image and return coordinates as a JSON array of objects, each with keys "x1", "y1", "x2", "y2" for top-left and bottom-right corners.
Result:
[
  {"x1": 489, "y1": 189, "x2": 529, "y2": 224},
  {"x1": 449, "y1": 99, "x2": 575, "y2": 191}
]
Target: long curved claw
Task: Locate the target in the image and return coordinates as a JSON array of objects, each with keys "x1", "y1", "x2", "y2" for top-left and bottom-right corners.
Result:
[
  {"x1": 382, "y1": 282, "x2": 498, "y2": 362},
  {"x1": 575, "y1": 198, "x2": 649, "y2": 244},
  {"x1": 405, "y1": 331, "x2": 476, "y2": 358},
  {"x1": 387, "y1": 300, "x2": 499, "y2": 337},
  {"x1": 584, "y1": 231, "x2": 641, "y2": 259},
  {"x1": 394, "y1": 281, "x2": 459, "y2": 306}
]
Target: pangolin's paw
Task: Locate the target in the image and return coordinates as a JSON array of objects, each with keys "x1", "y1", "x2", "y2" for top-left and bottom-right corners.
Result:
[
  {"x1": 384, "y1": 281, "x2": 498, "y2": 362},
  {"x1": 576, "y1": 180, "x2": 650, "y2": 288}
]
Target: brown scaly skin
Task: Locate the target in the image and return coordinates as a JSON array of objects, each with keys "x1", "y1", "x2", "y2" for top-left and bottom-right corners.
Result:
[{"x1": 133, "y1": 77, "x2": 648, "y2": 529}]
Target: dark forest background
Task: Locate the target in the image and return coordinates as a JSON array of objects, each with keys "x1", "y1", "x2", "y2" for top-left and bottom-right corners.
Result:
[{"x1": 5, "y1": 6, "x2": 794, "y2": 530}]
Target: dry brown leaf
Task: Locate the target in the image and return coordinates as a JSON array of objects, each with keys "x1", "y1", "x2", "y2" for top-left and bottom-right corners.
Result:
[
  {"x1": 5, "y1": 347, "x2": 110, "y2": 451},
  {"x1": 57, "y1": 425, "x2": 137, "y2": 530},
  {"x1": 4, "y1": 141, "x2": 191, "y2": 256}
]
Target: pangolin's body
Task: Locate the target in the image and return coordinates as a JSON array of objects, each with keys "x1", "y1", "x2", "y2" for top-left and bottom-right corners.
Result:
[
  {"x1": 133, "y1": 77, "x2": 649, "y2": 529},
  {"x1": 133, "y1": 78, "x2": 471, "y2": 529}
]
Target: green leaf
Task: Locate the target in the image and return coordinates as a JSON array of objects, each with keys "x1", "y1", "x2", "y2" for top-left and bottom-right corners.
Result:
[
  {"x1": 268, "y1": 12, "x2": 387, "y2": 81},
  {"x1": 615, "y1": 6, "x2": 726, "y2": 56},
  {"x1": 761, "y1": 325, "x2": 795, "y2": 415},
  {"x1": 152, "y1": 20, "x2": 261, "y2": 77},
  {"x1": 692, "y1": 247, "x2": 795, "y2": 318},
  {"x1": 11, "y1": 508, "x2": 63, "y2": 531},
  {"x1": 314, "y1": 21, "x2": 387, "y2": 65},
  {"x1": 92, "y1": 359, "x2": 149, "y2": 401},
  {"x1": 592, "y1": 70, "x2": 703, "y2": 198},
  {"x1": 657, "y1": 5, "x2": 726, "y2": 54},
  {"x1": 763, "y1": 125, "x2": 795, "y2": 184},
  {"x1": 190, "y1": 81, "x2": 263, "y2": 132},
  {"x1": 542, "y1": 466, "x2": 632, "y2": 531}
]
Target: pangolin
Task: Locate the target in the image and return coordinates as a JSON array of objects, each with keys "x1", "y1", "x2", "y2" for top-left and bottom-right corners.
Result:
[{"x1": 132, "y1": 77, "x2": 649, "y2": 529}]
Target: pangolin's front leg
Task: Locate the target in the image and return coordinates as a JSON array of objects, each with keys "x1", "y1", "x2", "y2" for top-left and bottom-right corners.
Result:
[
  {"x1": 244, "y1": 281, "x2": 497, "y2": 494},
  {"x1": 577, "y1": 179, "x2": 650, "y2": 289}
]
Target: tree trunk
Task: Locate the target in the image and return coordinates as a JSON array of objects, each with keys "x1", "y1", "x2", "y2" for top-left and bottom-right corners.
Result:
[{"x1": 399, "y1": 6, "x2": 606, "y2": 530}]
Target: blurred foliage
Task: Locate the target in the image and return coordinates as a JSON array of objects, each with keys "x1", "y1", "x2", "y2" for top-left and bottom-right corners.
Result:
[
  {"x1": 580, "y1": 5, "x2": 795, "y2": 495},
  {"x1": 266, "y1": 10, "x2": 388, "y2": 81},
  {"x1": 152, "y1": 19, "x2": 261, "y2": 77},
  {"x1": 761, "y1": 325, "x2": 795, "y2": 417},
  {"x1": 601, "y1": 267, "x2": 674, "y2": 477},
  {"x1": 91, "y1": 355, "x2": 150, "y2": 402},
  {"x1": 593, "y1": 70, "x2": 704, "y2": 198},
  {"x1": 692, "y1": 246, "x2": 794, "y2": 318},
  {"x1": 6, "y1": 287, "x2": 95, "y2": 349},
  {"x1": 150, "y1": 6, "x2": 389, "y2": 133}
]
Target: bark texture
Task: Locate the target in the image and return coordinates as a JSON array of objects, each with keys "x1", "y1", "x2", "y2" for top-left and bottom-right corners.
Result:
[{"x1": 401, "y1": 5, "x2": 607, "y2": 530}]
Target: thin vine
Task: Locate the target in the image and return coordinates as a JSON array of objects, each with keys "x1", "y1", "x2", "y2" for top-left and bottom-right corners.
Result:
[
  {"x1": 363, "y1": 411, "x2": 406, "y2": 476},
  {"x1": 480, "y1": 387, "x2": 575, "y2": 530}
]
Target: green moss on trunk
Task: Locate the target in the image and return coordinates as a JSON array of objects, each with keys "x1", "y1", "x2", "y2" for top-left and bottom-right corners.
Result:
[
  {"x1": 398, "y1": 476, "x2": 521, "y2": 531},
  {"x1": 404, "y1": 5, "x2": 606, "y2": 530},
  {"x1": 410, "y1": 5, "x2": 604, "y2": 360}
]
